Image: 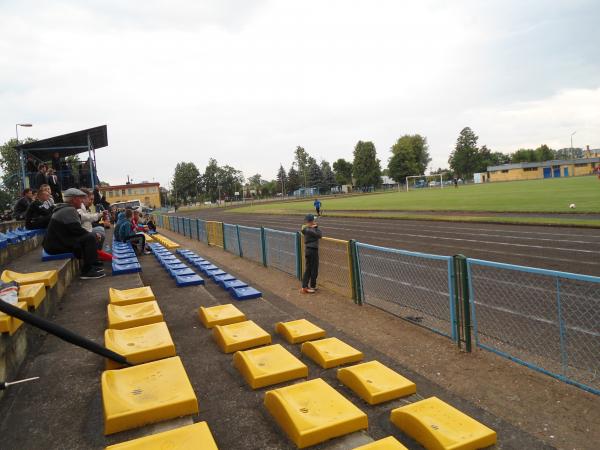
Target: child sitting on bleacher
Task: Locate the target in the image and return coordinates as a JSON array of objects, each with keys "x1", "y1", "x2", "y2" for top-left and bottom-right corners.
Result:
[{"x1": 116, "y1": 209, "x2": 149, "y2": 255}]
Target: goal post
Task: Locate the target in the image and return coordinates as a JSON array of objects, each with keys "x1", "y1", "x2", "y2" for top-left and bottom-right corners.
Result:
[{"x1": 406, "y1": 173, "x2": 447, "y2": 192}]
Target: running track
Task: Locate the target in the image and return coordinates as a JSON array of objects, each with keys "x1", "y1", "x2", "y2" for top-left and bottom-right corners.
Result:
[{"x1": 175, "y1": 210, "x2": 600, "y2": 276}]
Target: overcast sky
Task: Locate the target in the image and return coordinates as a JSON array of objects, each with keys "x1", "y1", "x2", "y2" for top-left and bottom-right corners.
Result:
[{"x1": 1, "y1": 0, "x2": 599, "y2": 187}]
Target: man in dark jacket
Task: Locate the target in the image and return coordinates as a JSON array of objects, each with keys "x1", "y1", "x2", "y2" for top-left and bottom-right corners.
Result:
[
  {"x1": 25, "y1": 188, "x2": 53, "y2": 229},
  {"x1": 43, "y1": 188, "x2": 104, "y2": 280},
  {"x1": 300, "y1": 214, "x2": 322, "y2": 294},
  {"x1": 34, "y1": 164, "x2": 48, "y2": 190},
  {"x1": 13, "y1": 188, "x2": 34, "y2": 220}
]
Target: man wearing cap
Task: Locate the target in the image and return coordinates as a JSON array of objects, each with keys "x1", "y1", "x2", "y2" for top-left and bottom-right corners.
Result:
[
  {"x1": 300, "y1": 214, "x2": 322, "y2": 294},
  {"x1": 43, "y1": 188, "x2": 105, "y2": 280}
]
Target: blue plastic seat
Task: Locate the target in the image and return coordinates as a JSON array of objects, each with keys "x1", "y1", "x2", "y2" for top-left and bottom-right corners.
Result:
[
  {"x1": 214, "y1": 274, "x2": 236, "y2": 286},
  {"x1": 175, "y1": 274, "x2": 204, "y2": 287},
  {"x1": 112, "y1": 257, "x2": 139, "y2": 265},
  {"x1": 112, "y1": 262, "x2": 142, "y2": 275},
  {"x1": 42, "y1": 249, "x2": 74, "y2": 261},
  {"x1": 231, "y1": 286, "x2": 262, "y2": 300},
  {"x1": 207, "y1": 269, "x2": 226, "y2": 280},
  {"x1": 0, "y1": 236, "x2": 9, "y2": 249},
  {"x1": 176, "y1": 249, "x2": 194, "y2": 256},
  {"x1": 199, "y1": 264, "x2": 218, "y2": 274},
  {"x1": 169, "y1": 267, "x2": 195, "y2": 278},
  {"x1": 3, "y1": 231, "x2": 22, "y2": 244},
  {"x1": 164, "y1": 262, "x2": 187, "y2": 270},
  {"x1": 222, "y1": 279, "x2": 249, "y2": 291}
]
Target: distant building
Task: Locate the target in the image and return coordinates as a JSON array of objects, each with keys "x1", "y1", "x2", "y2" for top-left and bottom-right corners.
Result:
[
  {"x1": 381, "y1": 175, "x2": 397, "y2": 187},
  {"x1": 100, "y1": 182, "x2": 161, "y2": 207},
  {"x1": 487, "y1": 157, "x2": 599, "y2": 182}
]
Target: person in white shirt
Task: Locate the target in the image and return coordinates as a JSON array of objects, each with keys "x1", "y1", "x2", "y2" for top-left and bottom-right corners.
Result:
[{"x1": 78, "y1": 188, "x2": 106, "y2": 249}]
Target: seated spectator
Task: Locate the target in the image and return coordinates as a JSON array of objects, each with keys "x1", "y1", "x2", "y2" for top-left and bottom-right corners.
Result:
[
  {"x1": 116, "y1": 209, "x2": 149, "y2": 254},
  {"x1": 39, "y1": 184, "x2": 55, "y2": 209},
  {"x1": 146, "y1": 215, "x2": 156, "y2": 232},
  {"x1": 100, "y1": 194, "x2": 110, "y2": 211},
  {"x1": 43, "y1": 188, "x2": 105, "y2": 280},
  {"x1": 78, "y1": 188, "x2": 106, "y2": 249},
  {"x1": 25, "y1": 188, "x2": 54, "y2": 230},
  {"x1": 93, "y1": 185, "x2": 104, "y2": 211},
  {"x1": 13, "y1": 188, "x2": 34, "y2": 220},
  {"x1": 132, "y1": 208, "x2": 149, "y2": 232}
]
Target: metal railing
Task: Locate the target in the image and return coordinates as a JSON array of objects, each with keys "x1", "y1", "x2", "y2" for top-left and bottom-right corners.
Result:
[
  {"x1": 264, "y1": 228, "x2": 298, "y2": 277},
  {"x1": 302, "y1": 236, "x2": 354, "y2": 299},
  {"x1": 467, "y1": 259, "x2": 600, "y2": 395},
  {"x1": 238, "y1": 225, "x2": 263, "y2": 264},
  {"x1": 206, "y1": 221, "x2": 224, "y2": 247},
  {"x1": 152, "y1": 213, "x2": 599, "y2": 395},
  {"x1": 224, "y1": 223, "x2": 241, "y2": 257},
  {"x1": 356, "y1": 243, "x2": 456, "y2": 339}
]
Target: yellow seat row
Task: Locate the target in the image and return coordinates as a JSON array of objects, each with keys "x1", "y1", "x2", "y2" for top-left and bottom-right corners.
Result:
[
  {"x1": 151, "y1": 234, "x2": 180, "y2": 249},
  {"x1": 198, "y1": 303, "x2": 496, "y2": 449},
  {"x1": 102, "y1": 286, "x2": 219, "y2": 448}
]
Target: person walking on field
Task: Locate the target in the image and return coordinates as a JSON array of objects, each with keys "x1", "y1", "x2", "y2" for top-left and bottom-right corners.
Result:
[
  {"x1": 313, "y1": 198, "x2": 321, "y2": 216},
  {"x1": 300, "y1": 214, "x2": 322, "y2": 294}
]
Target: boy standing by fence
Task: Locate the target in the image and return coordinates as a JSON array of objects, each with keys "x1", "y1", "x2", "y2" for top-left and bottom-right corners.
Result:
[{"x1": 301, "y1": 214, "x2": 322, "y2": 294}]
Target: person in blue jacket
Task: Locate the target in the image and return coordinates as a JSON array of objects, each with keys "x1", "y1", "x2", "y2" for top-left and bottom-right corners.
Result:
[{"x1": 313, "y1": 198, "x2": 321, "y2": 216}]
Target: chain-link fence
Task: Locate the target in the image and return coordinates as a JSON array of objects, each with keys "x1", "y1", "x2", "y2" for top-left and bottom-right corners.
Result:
[
  {"x1": 224, "y1": 223, "x2": 241, "y2": 256},
  {"x1": 467, "y1": 258, "x2": 600, "y2": 395},
  {"x1": 206, "y1": 221, "x2": 224, "y2": 247},
  {"x1": 168, "y1": 216, "x2": 175, "y2": 231},
  {"x1": 302, "y1": 236, "x2": 353, "y2": 299},
  {"x1": 238, "y1": 225, "x2": 263, "y2": 264},
  {"x1": 264, "y1": 228, "x2": 298, "y2": 276},
  {"x1": 197, "y1": 219, "x2": 208, "y2": 243},
  {"x1": 356, "y1": 243, "x2": 455, "y2": 339}
]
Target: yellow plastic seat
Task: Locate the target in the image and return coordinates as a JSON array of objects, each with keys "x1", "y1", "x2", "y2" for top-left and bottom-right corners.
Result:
[
  {"x1": 102, "y1": 356, "x2": 198, "y2": 435},
  {"x1": 212, "y1": 320, "x2": 271, "y2": 353},
  {"x1": 1, "y1": 269, "x2": 58, "y2": 288},
  {"x1": 143, "y1": 233, "x2": 154, "y2": 242},
  {"x1": 153, "y1": 235, "x2": 180, "y2": 249},
  {"x1": 390, "y1": 397, "x2": 497, "y2": 450},
  {"x1": 104, "y1": 322, "x2": 176, "y2": 369},
  {"x1": 199, "y1": 304, "x2": 246, "y2": 329},
  {"x1": 18, "y1": 283, "x2": 46, "y2": 309},
  {"x1": 264, "y1": 378, "x2": 368, "y2": 448},
  {"x1": 301, "y1": 337, "x2": 363, "y2": 369},
  {"x1": 338, "y1": 360, "x2": 416, "y2": 405},
  {"x1": 233, "y1": 344, "x2": 308, "y2": 389},
  {"x1": 106, "y1": 421, "x2": 218, "y2": 449},
  {"x1": 0, "y1": 302, "x2": 28, "y2": 335},
  {"x1": 109, "y1": 286, "x2": 156, "y2": 306},
  {"x1": 107, "y1": 301, "x2": 163, "y2": 330},
  {"x1": 353, "y1": 436, "x2": 408, "y2": 450},
  {"x1": 276, "y1": 319, "x2": 326, "y2": 344}
]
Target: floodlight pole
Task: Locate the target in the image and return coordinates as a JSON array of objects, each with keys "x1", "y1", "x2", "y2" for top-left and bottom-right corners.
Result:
[{"x1": 570, "y1": 131, "x2": 576, "y2": 159}]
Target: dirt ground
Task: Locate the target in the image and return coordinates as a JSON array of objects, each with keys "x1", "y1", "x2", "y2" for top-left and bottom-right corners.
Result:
[{"x1": 159, "y1": 228, "x2": 600, "y2": 450}]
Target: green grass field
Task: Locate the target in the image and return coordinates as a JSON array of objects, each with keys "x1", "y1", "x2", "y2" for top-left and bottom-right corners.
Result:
[{"x1": 233, "y1": 177, "x2": 600, "y2": 226}]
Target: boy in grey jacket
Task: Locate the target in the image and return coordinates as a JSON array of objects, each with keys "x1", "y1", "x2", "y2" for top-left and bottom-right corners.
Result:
[{"x1": 301, "y1": 214, "x2": 322, "y2": 294}]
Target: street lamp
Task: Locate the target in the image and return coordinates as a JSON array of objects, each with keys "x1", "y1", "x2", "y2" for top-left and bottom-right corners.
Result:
[
  {"x1": 15, "y1": 123, "x2": 33, "y2": 191},
  {"x1": 570, "y1": 131, "x2": 576, "y2": 159}
]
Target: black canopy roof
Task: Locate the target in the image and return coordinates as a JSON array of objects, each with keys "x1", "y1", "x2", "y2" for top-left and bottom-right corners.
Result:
[{"x1": 16, "y1": 125, "x2": 108, "y2": 159}]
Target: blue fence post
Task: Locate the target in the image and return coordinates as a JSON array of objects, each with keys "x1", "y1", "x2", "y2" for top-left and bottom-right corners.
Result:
[
  {"x1": 354, "y1": 242, "x2": 364, "y2": 305},
  {"x1": 260, "y1": 226, "x2": 267, "y2": 267},
  {"x1": 295, "y1": 232, "x2": 302, "y2": 280},
  {"x1": 448, "y1": 258, "x2": 458, "y2": 342},
  {"x1": 236, "y1": 225, "x2": 243, "y2": 257},
  {"x1": 222, "y1": 223, "x2": 227, "y2": 251}
]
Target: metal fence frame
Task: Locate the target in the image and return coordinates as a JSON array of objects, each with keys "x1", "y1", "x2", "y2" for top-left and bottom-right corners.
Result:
[
  {"x1": 467, "y1": 258, "x2": 600, "y2": 395},
  {"x1": 356, "y1": 242, "x2": 456, "y2": 340},
  {"x1": 206, "y1": 221, "x2": 224, "y2": 247},
  {"x1": 223, "y1": 223, "x2": 242, "y2": 256},
  {"x1": 238, "y1": 225, "x2": 263, "y2": 264},
  {"x1": 264, "y1": 228, "x2": 298, "y2": 277}
]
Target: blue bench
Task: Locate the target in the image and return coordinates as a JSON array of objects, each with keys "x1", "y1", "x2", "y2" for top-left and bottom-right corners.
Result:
[
  {"x1": 175, "y1": 274, "x2": 204, "y2": 287},
  {"x1": 207, "y1": 269, "x2": 226, "y2": 280},
  {"x1": 222, "y1": 279, "x2": 249, "y2": 291},
  {"x1": 112, "y1": 262, "x2": 142, "y2": 275},
  {"x1": 169, "y1": 267, "x2": 196, "y2": 278},
  {"x1": 231, "y1": 286, "x2": 262, "y2": 300},
  {"x1": 42, "y1": 249, "x2": 74, "y2": 261},
  {"x1": 214, "y1": 274, "x2": 236, "y2": 286},
  {"x1": 112, "y1": 257, "x2": 139, "y2": 265}
]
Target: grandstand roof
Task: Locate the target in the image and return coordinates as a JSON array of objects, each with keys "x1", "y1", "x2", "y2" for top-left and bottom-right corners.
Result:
[
  {"x1": 488, "y1": 157, "x2": 600, "y2": 172},
  {"x1": 16, "y1": 125, "x2": 108, "y2": 159}
]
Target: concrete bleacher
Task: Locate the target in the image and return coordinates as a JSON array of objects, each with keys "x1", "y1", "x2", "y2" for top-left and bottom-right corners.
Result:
[{"x1": 0, "y1": 229, "x2": 548, "y2": 449}]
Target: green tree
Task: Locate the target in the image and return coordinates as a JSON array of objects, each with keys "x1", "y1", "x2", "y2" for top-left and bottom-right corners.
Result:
[
  {"x1": 535, "y1": 144, "x2": 555, "y2": 162},
  {"x1": 276, "y1": 165, "x2": 287, "y2": 194},
  {"x1": 511, "y1": 149, "x2": 537, "y2": 163},
  {"x1": 202, "y1": 158, "x2": 220, "y2": 201},
  {"x1": 171, "y1": 161, "x2": 201, "y2": 204},
  {"x1": 320, "y1": 160, "x2": 335, "y2": 190},
  {"x1": 332, "y1": 158, "x2": 353, "y2": 185},
  {"x1": 217, "y1": 165, "x2": 244, "y2": 199},
  {"x1": 448, "y1": 127, "x2": 479, "y2": 178},
  {"x1": 477, "y1": 145, "x2": 510, "y2": 171},
  {"x1": 387, "y1": 134, "x2": 431, "y2": 183},
  {"x1": 307, "y1": 157, "x2": 323, "y2": 188},
  {"x1": 248, "y1": 174, "x2": 263, "y2": 194},
  {"x1": 352, "y1": 141, "x2": 382, "y2": 188},
  {"x1": 287, "y1": 165, "x2": 300, "y2": 193},
  {"x1": 294, "y1": 146, "x2": 310, "y2": 187},
  {"x1": 0, "y1": 138, "x2": 36, "y2": 198}
]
